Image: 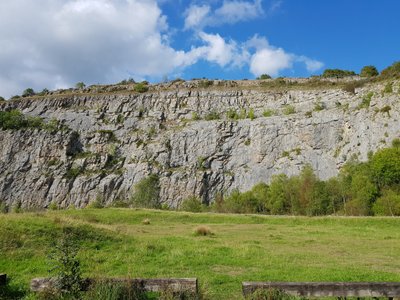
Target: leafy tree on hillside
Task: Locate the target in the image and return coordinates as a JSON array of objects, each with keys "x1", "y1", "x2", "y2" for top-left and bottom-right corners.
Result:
[
  {"x1": 22, "y1": 88, "x2": 35, "y2": 97},
  {"x1": 360, "y1": 65, "x2": 379, "y2": 77},
  {"x1": 380, "y1": 61, "x2": 400, "y2": 78},
  {"x1": 266, "y1": 174, "x2": 290, "y2": 214},
  {"x1": 322, "y1": 69, "x2": 357, "y2": 78},
  {"x1": 373, "y1": 189, "x2": 400, "y2": 216},
  {"x1": 75, "y1": 82, "x2": 86, "y2": 89},
  {"x1": 257, "y1": 74, "x2": 272, "y2": 80},
  {"x1": 370, "y1": 147, "x2": 400, "y2": 188}
]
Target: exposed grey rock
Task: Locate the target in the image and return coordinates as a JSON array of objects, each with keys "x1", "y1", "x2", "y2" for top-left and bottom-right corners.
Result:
[{"x1": 0, "y1": 79, "x2": 399, "y2": 208}]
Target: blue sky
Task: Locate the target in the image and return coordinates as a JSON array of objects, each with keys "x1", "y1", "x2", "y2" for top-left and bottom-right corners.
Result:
[{"x1": 0, "y1": 0, "x2": 399, "y2": 98}]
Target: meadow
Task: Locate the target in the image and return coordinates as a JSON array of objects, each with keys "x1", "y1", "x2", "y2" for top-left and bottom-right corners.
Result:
[{"x1": 1, "y1": 209, "x2": 400, "y2": 299}]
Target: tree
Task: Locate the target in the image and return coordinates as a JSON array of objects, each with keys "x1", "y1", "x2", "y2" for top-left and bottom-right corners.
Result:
[
  {"x1": 322, "y1": 69, "x2": 356, "y2": 78},
  {"x1": 131, "y1": 174, "x2": 161, "y2": 208},
  {"x1": 360, "y1": 65, "x2": 378, "y2": 77},
  {"x1": 0, "y1": 96, "x2": 5, "y2": 102},
  {"x1": 48, "y1": 227, "x2": 83, "y2": 299},
  {"x1": 373, "y1": 189, "x2": 400, "y2": 216},
  {"x1": 370, "y1": 147, "x2": 400, "y2": 187},
  {"x1": 257, "y1": 74, "x2": 272, "y2": 80},
  {"x1": 380, "y1": 61, "x2": 400, "y2": 78},
  {"x1": 75, "y1": 82, "x2": 86, "y2": 89},
  {"x1": 22, "y1": 88, "x2": 35, "y2": 97},
  {"x1": 266, "y1": 174, "x2": 290, "y2": 214}
]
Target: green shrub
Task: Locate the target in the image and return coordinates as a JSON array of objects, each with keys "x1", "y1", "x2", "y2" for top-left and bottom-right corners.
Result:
[
  {"x1": 48, "y1": 227, "x2": 83, "y2": 299},
  {"x1": 198, "y1": 80, "x2": 213, "y2": 88},
  {"x1": 360, "y1": 65, "x2": 379, "y2": 77},
  {"x1": 373, "y1": 189, "x2": 400, "y2": 216},
  {"x1": 131, "y1": 174, "x2": 161, "y2": 208},
  {"x1": 205, "y1": 111, "x2": 220, "y2": 121},
  {"x1": 65, "y1": 167, "x2": 83, "y2": 180},
  {"x1": 0, "y1": 110, "x2": 57, "y2": 131},
  {"x1": 180, "y1": 196, "x2": 203, "y2": 212},
  {"x1": 380, "y1": 105, "x2": 391, "y2": 116},
  {"x1": 22, "y1": 88, "x2": 35, "y2": 97},
  {"x1": 48, "y1": 202, "x2": 58, "y2": 211},
  {"x1": 197, "y1": 156, "x2": 208, "y2": 170},
  {"x1": 342, "y1": 82, "x2": 356, "y2": 94},
  {"x1": 226, "y1": 109, "x2": 239, "y2": 120},
  {"x1": 12, "y1": 201, "x2": 22, "y2": 213},
  {"x1": 257, "y1": 74, "x2": 272, "y2": 80},
  {"x1": 117, "y1": 78, "x2": 135, "y2": 85},
  {"x1": 262, "y1": 109, "x2": 275, "y2": 117},
  {"x1": 86, "y1": 195, "x2": 105, "y2": 209},
  {"x1": 392, "y1": 138, "x2": 400, "y2": 148},
  {"x1": 380, "y1": 61, "x2": 400, "y2": 79},
  {"x1": 191, "y1": 112, "x2": 200, "y2": 120},
  {"x1": 75, "y1": 82, "x2": 86, "y2": 89},
  {"x1": 134, "y1": 82, "x2": 149, "y2": 93},
  {"x1": 370, "y1": 147, "x2": 400, "y2": 187},
  {"x1": 0, "y1": 110, "x2": 25, "y2": 129},
  {"x1": 0, "y1": 96, "x2": 6, "y2": 102},
  {"x1": 322, "y1": 69, "x2": 356, "y2": 78},
  {"x1": 0, "y1": 201, "x2": 8, "y2": 213},
  {"x1": 247, "y1": 108, "x2": 256, "y2": 120},
  {"x1": 313, "y1": 101, "x2": 325, "y2": 111},
  {"x1": 222, "y1": 185, "x2": 267, "y2": 214},
  {"x1": 283, "y1": 105, "x2": 295, "y2": 115},
  {"x1": 38, "y1": 88, "x2": 50, "y2": 96},
  {"x1": 358, "y1": 91, "x2": 374, "y2": 109},
  {"x1": 84, "y1": 280, "x2": 147, "y2": 300},
  {"x1": 383, "y1": 82, "x2": 393, "y2": 93}
]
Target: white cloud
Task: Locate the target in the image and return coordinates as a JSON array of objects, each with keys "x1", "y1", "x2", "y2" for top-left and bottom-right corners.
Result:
[
  {"x1": 245, "y1": 35, "x2": 323, "y2": 77},
  {"x1": 250, "y1": 48, "x2": 292, "y2": 76},
  {"x1": 296, "y1": 56, "x2": 325, "y2": 72},
  {"x1": 184, "y1": 5, "x2": 211, "y2": 30},
  {"x1": 0, "y1": 0, "x2": 323, "y2": 98},
  {"x1": 0, "y1": 0, "x2": 189, "y2": 97},
  {"x1": 214, "y1": 0, "x2": 263, "y2": 24},
  {"x1": 198, "y1": 32, "x2": 237, "y2": 66},
  {"x1": 184, "y1": 0, "x2": 264, "y2": 30}
]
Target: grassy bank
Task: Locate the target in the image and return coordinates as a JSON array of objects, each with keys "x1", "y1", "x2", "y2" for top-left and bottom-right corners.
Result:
[{"x1": 1, "y1": 209, "x2": 400, "y2": 299}]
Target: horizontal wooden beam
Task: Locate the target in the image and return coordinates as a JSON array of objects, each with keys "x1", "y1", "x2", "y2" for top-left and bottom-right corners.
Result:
[
  {"x1": 242, "y1": 282, "x2": 400, "y2": 298},
  {"x1": 31, "y1": 277, "x2": 198, "y2": 294},
  {"x1": 0, "y1": 274, "x2": 6, "y2": 286}
]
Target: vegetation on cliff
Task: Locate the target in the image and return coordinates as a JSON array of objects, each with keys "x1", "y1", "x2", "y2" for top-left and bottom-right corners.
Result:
[{"x1": 180, "y1": 141, "x2": 400, "y2": 216}]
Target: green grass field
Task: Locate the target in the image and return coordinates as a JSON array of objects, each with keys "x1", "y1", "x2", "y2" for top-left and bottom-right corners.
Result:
[{"x1": 1, "y1": 209, "x2": 400, "y2": 299}]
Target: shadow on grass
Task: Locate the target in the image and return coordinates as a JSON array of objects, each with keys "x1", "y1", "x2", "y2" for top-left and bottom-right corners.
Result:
[{"x1": 0, "y1": 277, "x2": 28, "y2": 300}]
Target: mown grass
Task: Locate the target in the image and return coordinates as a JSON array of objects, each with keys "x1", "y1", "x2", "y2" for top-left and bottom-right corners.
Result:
[{"x1": 1, "y1": 209, "x2": 400, "y2": 299}]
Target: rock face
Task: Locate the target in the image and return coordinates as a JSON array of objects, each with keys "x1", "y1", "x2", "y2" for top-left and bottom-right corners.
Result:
[{"x1": 0, "y1": 79, "x2": 399, "y2": 209}]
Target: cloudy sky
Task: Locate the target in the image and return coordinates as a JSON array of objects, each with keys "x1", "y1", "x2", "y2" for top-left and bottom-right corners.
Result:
[{"x1": 0, "y1": 0, "x2": 399, "y2": 98}]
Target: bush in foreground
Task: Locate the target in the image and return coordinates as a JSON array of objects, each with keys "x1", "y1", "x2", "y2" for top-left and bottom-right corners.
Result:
[{"x1": 180, "y1": 196, "x2": 204, "y2": 213}]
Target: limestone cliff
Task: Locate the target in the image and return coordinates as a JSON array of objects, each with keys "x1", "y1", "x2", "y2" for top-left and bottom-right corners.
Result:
[{"x1": 0, "y1": 78, "x2": 399, "y2": 208}]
